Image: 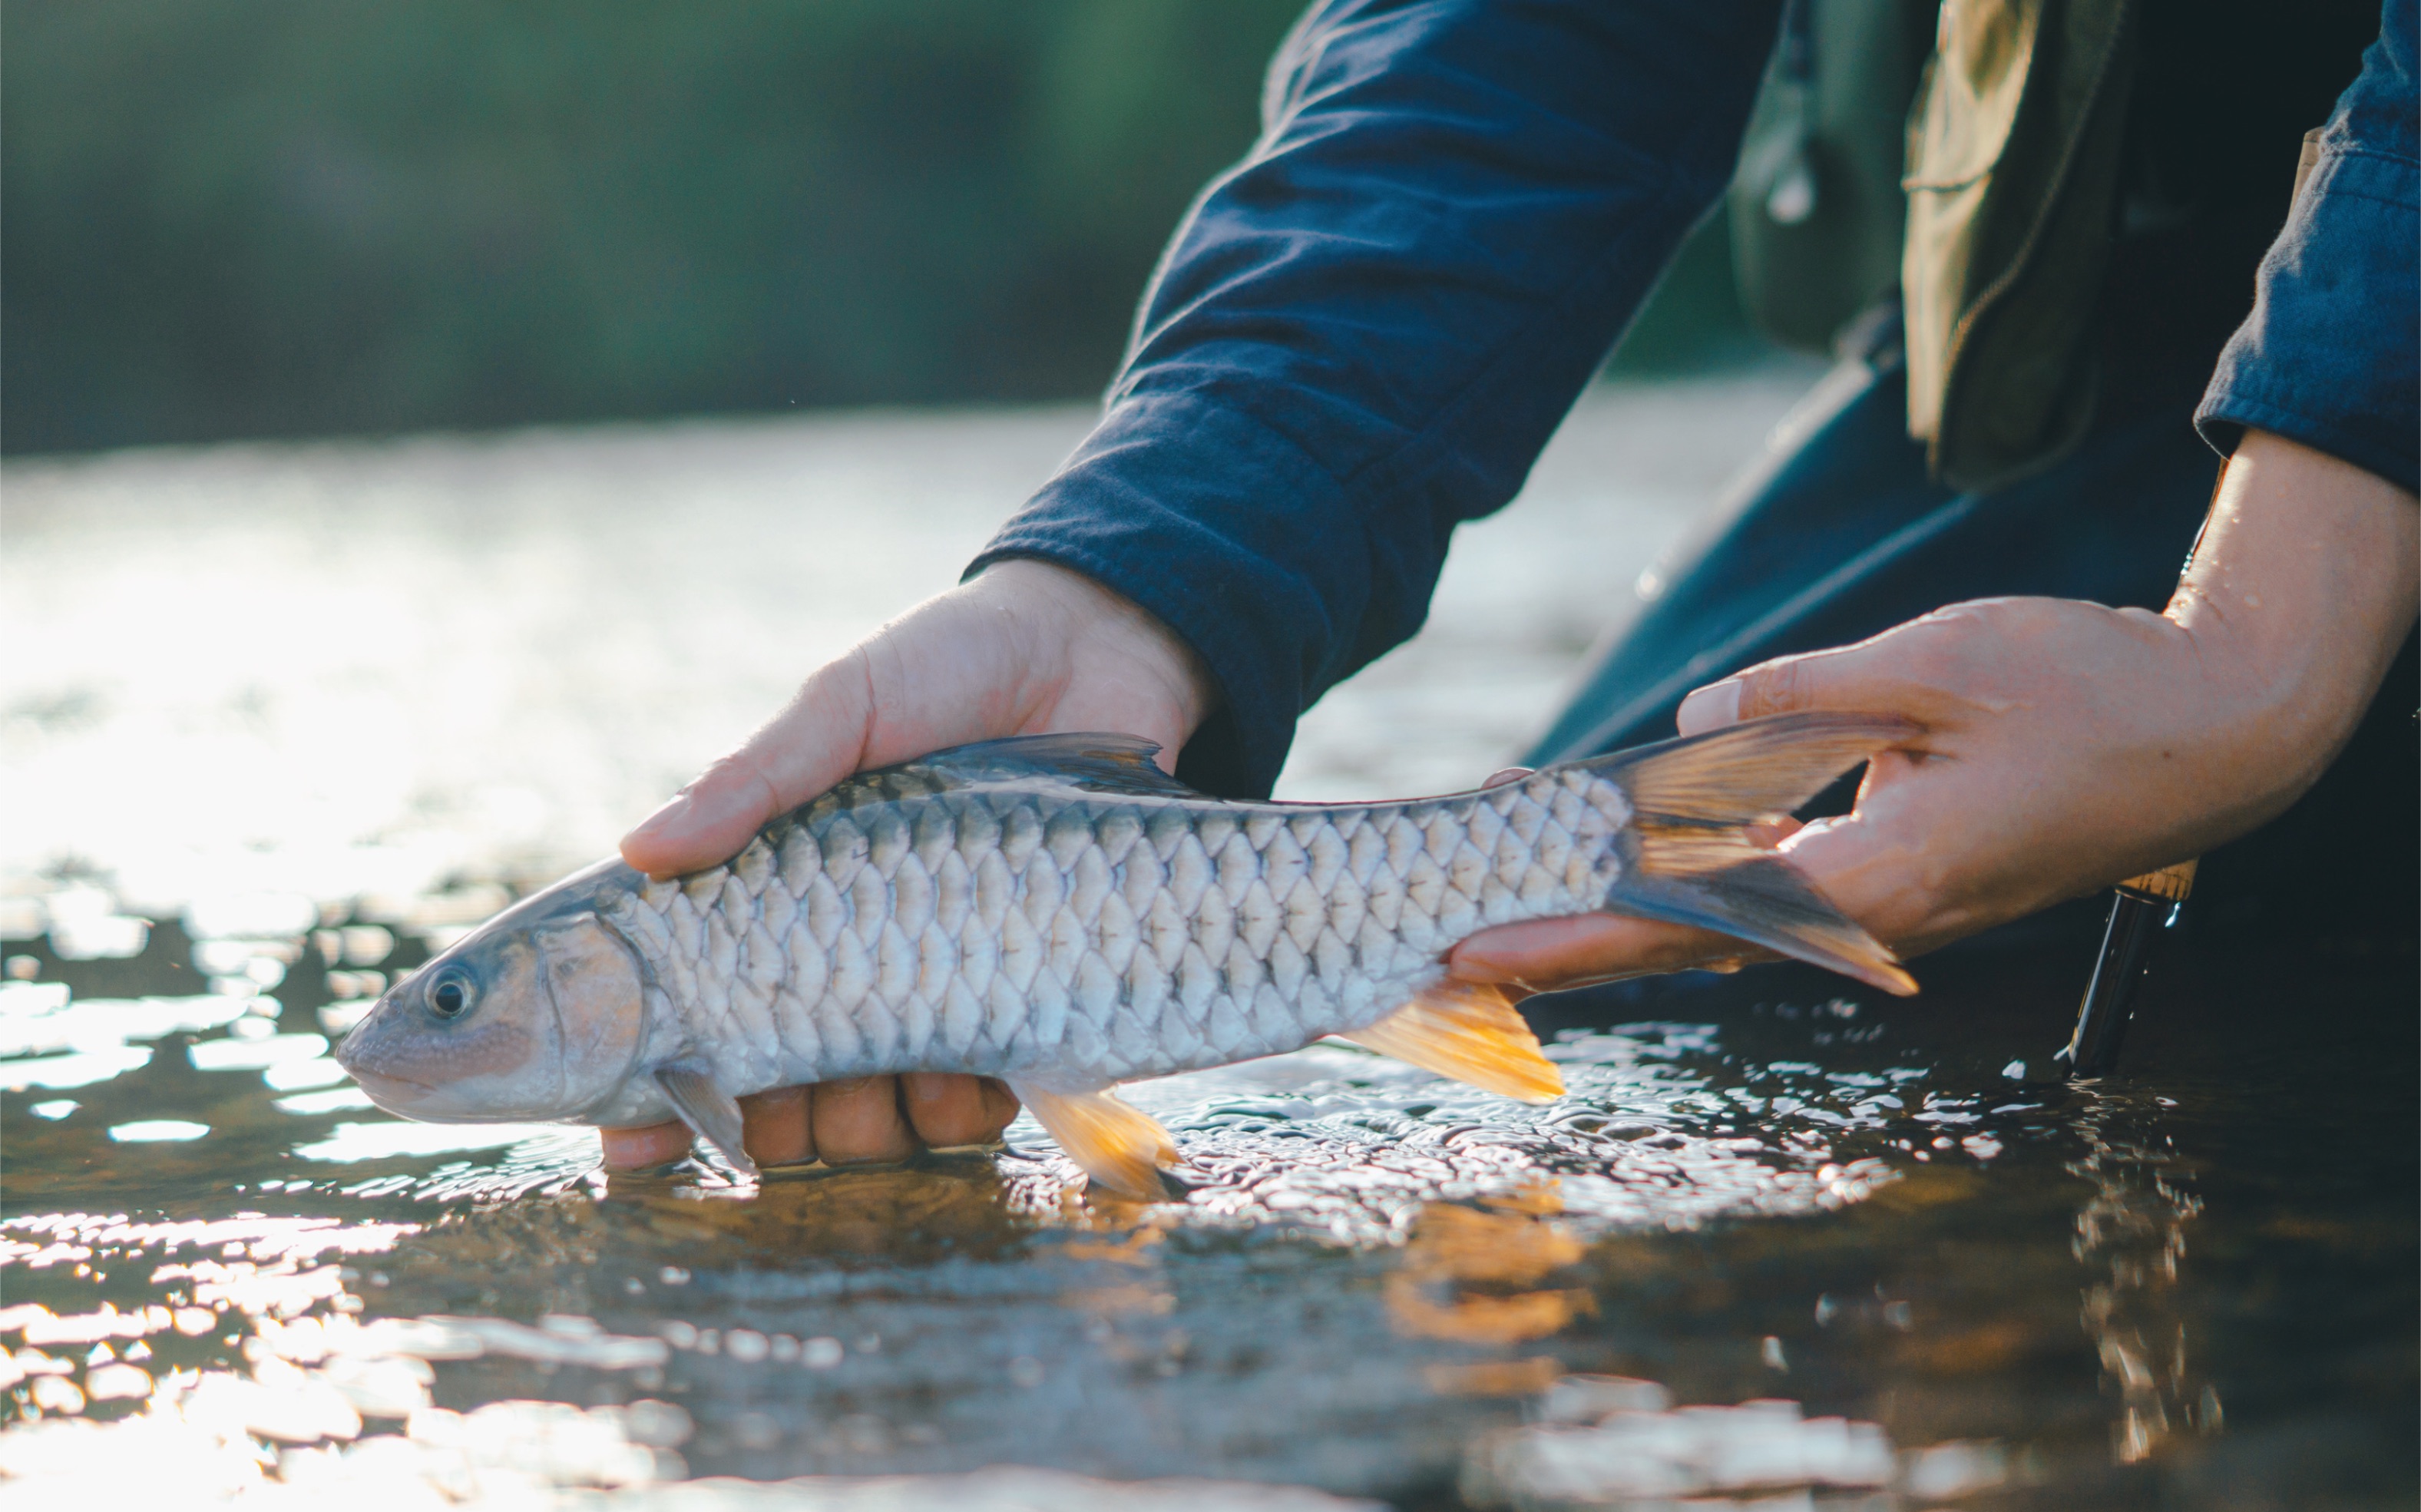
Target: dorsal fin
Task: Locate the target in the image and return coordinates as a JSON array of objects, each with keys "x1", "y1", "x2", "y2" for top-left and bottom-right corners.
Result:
[
  {"x1": 899, "y1": 733, "x2": 1203, "y2": 798},
  {"x1": 788, "y1": 733, "x2": 1200, "y2": 822}
]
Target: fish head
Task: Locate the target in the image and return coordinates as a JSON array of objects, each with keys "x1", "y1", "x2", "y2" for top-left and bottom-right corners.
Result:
[{"x1": 335, "y1": 859, "x2": 650, "y2": 1123}]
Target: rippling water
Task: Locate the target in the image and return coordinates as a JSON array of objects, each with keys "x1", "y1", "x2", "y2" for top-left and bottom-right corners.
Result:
[{"x1": 3, "y1": 377, "x2": 2413, "y2": 1509}]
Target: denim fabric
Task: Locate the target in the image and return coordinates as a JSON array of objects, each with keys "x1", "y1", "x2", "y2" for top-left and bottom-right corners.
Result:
[
  {"x1": 969, "y1": 0, "x2": 1782, "y2": 797},
  {"x1": 2198, "y1": 0, "x2": 2419, "y2": 493}
]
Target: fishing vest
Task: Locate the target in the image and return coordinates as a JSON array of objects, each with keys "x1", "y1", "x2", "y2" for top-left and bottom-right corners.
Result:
[{"x1": 1731, "y1": 0, "x2": 2141, "y2": 492}]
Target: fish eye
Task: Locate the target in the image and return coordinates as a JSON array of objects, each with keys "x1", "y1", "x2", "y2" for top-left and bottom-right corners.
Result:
[{"x1": 426, "y1": 970, "x2": 476, "y2": 1020}]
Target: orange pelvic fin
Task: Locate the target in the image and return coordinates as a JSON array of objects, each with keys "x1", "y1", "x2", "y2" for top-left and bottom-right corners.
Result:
[{"x1": 1008, "y1": 1081, "x2": 1179, "y2": 1201}]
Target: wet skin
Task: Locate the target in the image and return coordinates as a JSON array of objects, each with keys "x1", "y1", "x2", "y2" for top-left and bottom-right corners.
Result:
[
  {"x1": 603, "y1": 435, "x2": 2419, "y2": 1169},
  {"x1": 597, "y1": 1074, "x2": 1024, "y2": 1170}
]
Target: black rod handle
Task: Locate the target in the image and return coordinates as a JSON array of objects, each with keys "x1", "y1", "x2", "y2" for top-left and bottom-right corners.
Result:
[{"x1": 2058, "y1": 861, "x2": 2198, "y2": 1080}]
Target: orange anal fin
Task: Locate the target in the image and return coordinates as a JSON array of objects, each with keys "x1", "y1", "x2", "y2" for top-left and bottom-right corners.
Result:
[
  {"x1": 1333, "y1": 980, "x2": 1564, "y2": 1104},
  {"x1": 1007, "y1": 1081, "x2": 1179, "y2": 1201}
]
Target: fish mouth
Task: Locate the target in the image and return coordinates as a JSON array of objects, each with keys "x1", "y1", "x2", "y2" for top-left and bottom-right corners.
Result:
[
  {"x1": 330, "y1": 1021, "x2": 386, "y2": 1078},
  {"x1": 341, "y1": 1064, "x2": 438, "y2": 1111}
]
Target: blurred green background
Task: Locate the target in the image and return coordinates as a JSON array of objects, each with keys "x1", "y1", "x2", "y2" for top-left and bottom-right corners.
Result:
[{"x1": 2, "y1": 0, "x2": 1759, "y2": 456}]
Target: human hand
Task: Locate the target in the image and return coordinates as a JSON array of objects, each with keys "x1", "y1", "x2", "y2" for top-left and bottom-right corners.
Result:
[
  {"x1": 1451, "y1": 430, "x2": 2419, "y2": 992},
  {"x1": 597, "y1": 1075, "x2": 1026, "y2": 1171},
  {"x1": 603, "y1": 557, "x2": 1216, "y2": 1171}
]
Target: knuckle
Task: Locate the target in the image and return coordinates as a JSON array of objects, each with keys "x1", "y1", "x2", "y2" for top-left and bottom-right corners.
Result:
[
  {"x1": 1912, "y1": 602, "x2": 1994, "y2": 656},
  {"x1": 690, "y1": 751, "x2": 764, "y2": 796},
  {"x1": 1859, "y1": 613, "x2": 1980, "y2": 691},
  {"x1": 1739, "y1": 657, "x2": 1811, "y2": 717}
]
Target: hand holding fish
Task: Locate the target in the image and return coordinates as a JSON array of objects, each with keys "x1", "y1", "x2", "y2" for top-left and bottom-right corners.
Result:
[
  {"x1": 1451, "y1": 431, "x2": 2420, "y2": 992},
  {"x1": 602, "y1": 557, "x2": 1217, "y2": 1172}
]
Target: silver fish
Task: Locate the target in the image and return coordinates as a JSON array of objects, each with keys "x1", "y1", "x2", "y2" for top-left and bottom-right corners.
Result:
[{"x1": 336, "y1": 713, "x2": 1913, "y2": 1196}]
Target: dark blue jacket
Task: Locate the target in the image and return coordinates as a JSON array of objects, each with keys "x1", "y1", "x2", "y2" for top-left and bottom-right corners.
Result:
[
  {"x1": 973, "y1": 0, "x2": 2419, "y2": 799},
  {"x1": 2196, "y1": 0, "x2": 2419, "y2": 495}
]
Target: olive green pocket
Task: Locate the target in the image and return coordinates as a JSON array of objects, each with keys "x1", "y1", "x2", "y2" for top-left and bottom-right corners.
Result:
[
  {"x1": 1900, "y1": 0, "x2": 2139, "y2": 491},
  {"x1": 1728, "y1": 0, "x2": 1937, "y2": 354}
]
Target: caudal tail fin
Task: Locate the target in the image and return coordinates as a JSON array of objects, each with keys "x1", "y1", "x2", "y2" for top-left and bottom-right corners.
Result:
[{"x1": 1591, "y1": 713, "x2": 1918, "y2": 996}]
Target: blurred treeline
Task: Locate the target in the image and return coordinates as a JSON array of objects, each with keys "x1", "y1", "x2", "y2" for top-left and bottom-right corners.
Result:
[{"x1": 2, "y1": 1, "x2": 1757, "y2": 455}]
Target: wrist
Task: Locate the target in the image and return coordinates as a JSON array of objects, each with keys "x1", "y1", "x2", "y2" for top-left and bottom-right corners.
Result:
[{"x1": 973, "y1": 557, "x2": 1220, "y2": 736}]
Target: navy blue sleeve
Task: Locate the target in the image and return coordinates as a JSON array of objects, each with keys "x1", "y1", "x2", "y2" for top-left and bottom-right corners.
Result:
[
  {"x1": 2197, "y1": 0, "x2": 2419, "y2": 495},
  {"x1": 967, "y1": 0, "x2": 1781, "y2": 797}
]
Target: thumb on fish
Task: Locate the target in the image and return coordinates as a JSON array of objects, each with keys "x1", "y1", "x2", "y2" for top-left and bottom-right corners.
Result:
[
  {"x1": 621, "y1": 760, "x2": 786, "y2": 879},
  {"x1": 620, "y1": 653, "x2": 878, "y2": 879}
]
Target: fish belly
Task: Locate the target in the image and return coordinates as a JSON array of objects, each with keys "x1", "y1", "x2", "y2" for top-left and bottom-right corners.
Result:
[{"x1": 610, "y1": 771, "x2": 1630, "y2": 1096}]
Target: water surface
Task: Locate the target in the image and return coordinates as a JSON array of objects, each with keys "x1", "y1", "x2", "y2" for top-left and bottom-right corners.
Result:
[{"x1": 4, "y1": 380, "x2": 2412, "y2": 1509}]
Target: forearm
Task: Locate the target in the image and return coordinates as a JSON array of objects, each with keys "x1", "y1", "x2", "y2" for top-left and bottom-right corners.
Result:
[
  {"x1": 974, "y1": 0, "x2": 1780, "y2": 796},
  {"x1": 2164, "y1": 429, "x2": 2419, "y2": 838}
]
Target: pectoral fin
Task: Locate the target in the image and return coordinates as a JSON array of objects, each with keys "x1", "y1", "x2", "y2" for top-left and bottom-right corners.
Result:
[
  {"x1": 655, "y1": 1065, "x2": 758, "y2": 1179},
  {"x1": 1335, "y1": 979, "x2": 1563, "y2": 1103},
  {"x1": 1007, "y1": 1081, "x2": 1178, "y2": 1200}
]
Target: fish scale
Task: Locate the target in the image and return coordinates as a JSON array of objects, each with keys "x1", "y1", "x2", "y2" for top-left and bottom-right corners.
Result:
[{"x1": 596, "y1": 766, "x2": 1618, "y2": 1098}]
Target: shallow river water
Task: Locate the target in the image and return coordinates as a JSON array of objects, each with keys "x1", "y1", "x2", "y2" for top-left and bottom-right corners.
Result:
[{"x1": 3, "y1": 376, "x2": 2413, "y2": 1510}]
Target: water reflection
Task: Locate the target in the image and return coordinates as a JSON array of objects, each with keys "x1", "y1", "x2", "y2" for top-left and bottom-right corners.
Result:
[
  {"x1": 1383, "y1": 1193, "x2": 1592, "y2": 1351},
  {"x1": 2066, "y1": 1090, "x2": 2216, "y2": 1464},
  {"x1": 2, "y1": 921, "x2": 1921, "y2": 1496},
  {"x1": 292, "y1": 1122, "x2": 574, "y2": 1166},
  {"x1": 107, "y1": 1120, "x2": 212, "y2": 1143},
  {"x1": 1462, "y1": 1388, "x2": 1911, "y2": 1507},
  {"x1": 0, "y1": 924, "x2": 2062, "y2": 1505},
  {"x1": 1, "y1": 912, "x2": 2413, "y2": 1504}
]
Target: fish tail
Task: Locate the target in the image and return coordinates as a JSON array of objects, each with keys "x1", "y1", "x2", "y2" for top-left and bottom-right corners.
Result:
[{"x1": 1590, "y1": 713, "x2": 1918, "y2": 996}]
